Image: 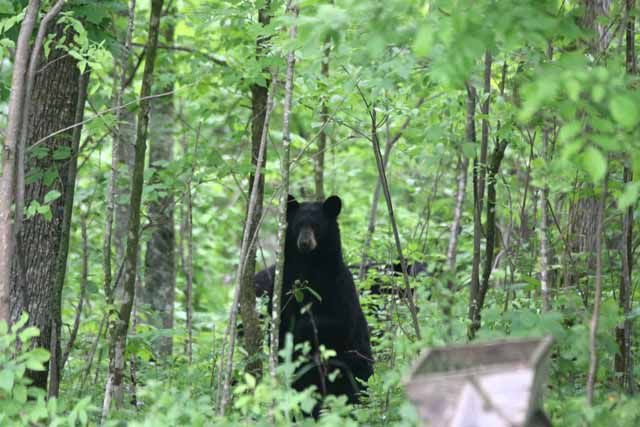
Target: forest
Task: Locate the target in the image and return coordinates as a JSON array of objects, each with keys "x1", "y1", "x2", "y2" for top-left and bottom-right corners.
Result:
[{"x1": 1, "y1": 0, "x2": 639, "y2": 425}]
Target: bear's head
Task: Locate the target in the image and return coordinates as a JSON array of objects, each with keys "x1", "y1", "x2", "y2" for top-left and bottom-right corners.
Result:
[{"x1": 286, "y1": 194, "x2": 342, "y2": 256}]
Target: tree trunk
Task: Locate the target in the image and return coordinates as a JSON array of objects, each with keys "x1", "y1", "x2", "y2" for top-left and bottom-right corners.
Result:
[
  {"x1": 468, "y1": 51, "x2": 491, "y2": 339},
  {"x1": 104, "y1": 0, "x2": 136, "y2": 305},
  {"x1": 616, "y1": 167, "x2": 634, "y2": 393},
  {"x1": 0, "y1": 0, "x2": 40, "y2": 325},
  {"x1": 581, "y1": 0, "x2": 613, "y2": 54},
  {"x1": 475, "y1": 139, "x2": 508, "y2": 330},
  {"x1": 270, "y1": 4, "x2": 299, "y2": 380},
  {"x1": 586, "y1": 173, "x2": 607, "y2": 405},
  {"x1": 239, "y1": 1, "x2": 271, "y2": 379},
  {"x1": 51, "y1": 70, "x2": 90, "y2": 397},
  {"x1": 358, "y1": 97, "x2": 425, "y2": 280},
  {"x1": 314, "y1": 38, "x2": 330, "y2": 201},
  {"x1": 9, "y1": 31, "x2": 82, "y2": 391},
  {"x1": 445, "y1": 153, "x2": 469, "y2": 335},
  {"x1": 102, "y1": 0, "x2": 163, "y2": 418},
  {"x1": 539, "y1": 128, "x2": 551, "y2": 312},
  {"x1": 358, "y1": 129, "x2": 394, "y2": 280},
  {"x1": 366, "y1": 104, "x2": 421, "y2": 340},
  {"x1": 143, "y1": 4, "x2": 176, "y2": 359},
  {"x1": 615, "y1": 0, "x2": 635, "y2": 393}
]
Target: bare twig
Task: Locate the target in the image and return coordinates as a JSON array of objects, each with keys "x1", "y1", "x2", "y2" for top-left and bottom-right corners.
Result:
[{"x1": 132, "y1": 42, "x2": 227, "y2": 66}]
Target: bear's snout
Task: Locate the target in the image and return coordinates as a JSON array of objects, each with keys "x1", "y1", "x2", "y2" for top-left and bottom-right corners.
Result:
[{"x1": 297, "y1": 226, "x2": 317, "y2": 253}]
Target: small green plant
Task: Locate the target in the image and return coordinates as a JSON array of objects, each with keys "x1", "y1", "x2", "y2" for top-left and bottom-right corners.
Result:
[{"x1": 0, "y1": 314, "x2": 93, "y2": 426}]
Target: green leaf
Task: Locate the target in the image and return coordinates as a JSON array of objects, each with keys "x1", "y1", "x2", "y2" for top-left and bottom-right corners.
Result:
[
  {"x1": 591, "y1": 85, "x2": 605, "y2": 103},
  {"x1": 18, "y1": 326, "x2": 39, "y2": 342},
  {"x1": 0, "y1": 369, "x2": 14, "y2": 392},
  {"x1": 461, "y1": 142, "x2": 477, "y2": 158},
  {"x1": 0, "y1": 0, "x2": 15, "y2": 14},
  {"x1": 582, "y1": 147, "x2": 607, "y2": 183},
  {"x1": 244, "y1": 373, "x2": 256, "y2": 389},
  {"x1": 43, "y1": 168, "x2": 58, "y2": 186},
  {"x1": 609, "y1": 94, "x2": 639, "y2": 130},
  {"x1": 618, "y1": 181, "x2": 640, "y2": 210},
  {"x1": 31, "y1": 146, "x2": 49, "y2": 160},
  {"x1": 52, "y1": 146, "x2": 71, "y2": 160},
  {"x1": 12, "y1": 384, "x2": 26, "y2": 403},
  {"x1": 558, "y1": 121, "x2": 581, "y2": 143},
  {"x1": 413, "y1": 26, "x2": 433, "y2": 57},
  {"x1": 43, "y1": 190, "x2": 61, "y2": 204}
]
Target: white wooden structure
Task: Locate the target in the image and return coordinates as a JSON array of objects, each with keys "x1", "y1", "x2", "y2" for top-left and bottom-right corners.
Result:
[{"x1": 405, "y1": 336, "x2": 554, "y2": 427}]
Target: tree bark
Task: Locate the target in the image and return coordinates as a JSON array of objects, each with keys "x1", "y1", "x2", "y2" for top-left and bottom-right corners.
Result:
[
  {"x1": 615, "y1": 0, "x2": 635, "y2": 393},
  {"x1": 51, "y1": 69, "x2": 90, "y2": 397},
  {"x1": 143, "y1": 3, "x2": 176, "y2": 359},
  {"x1": 104, "y1": 0, "x2": 136, "y2": 305},
  {"x1": 102, "y1": 0, "x2": 163, "y2": 418},
  {"x1": 239, "y1": 0, "x2": 271, "y2": 379},
  {"x1": 0, "y1": 0, "x2": 40, "y2": 325},
  {"x1": 581, "y1": 0, "x2": 613, "y2": 54},
  {"x1": 9, "y1": 27, "x2": 82, "y2": 391}
]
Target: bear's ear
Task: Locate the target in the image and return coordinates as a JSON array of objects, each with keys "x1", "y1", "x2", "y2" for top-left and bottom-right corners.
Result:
[
  {"x1": 287, "y1": 194, "x2": 300, "y2": 216},
  {"x1": 323, "y1": 195, "x2": 342, "y2": 218}
]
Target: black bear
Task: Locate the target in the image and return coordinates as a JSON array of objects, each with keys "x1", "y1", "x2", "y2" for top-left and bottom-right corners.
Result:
[{"x1": 259, "y1": 195, "x2": 374, "y2": 414}]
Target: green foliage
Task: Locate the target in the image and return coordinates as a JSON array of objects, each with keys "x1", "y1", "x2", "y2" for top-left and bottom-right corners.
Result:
[
  {"x1": 2, "y1": 0, "x2": 640, "y2": 425},
  {"x1": 0, "y1": 314, "x2": 94, "y2": 426}
]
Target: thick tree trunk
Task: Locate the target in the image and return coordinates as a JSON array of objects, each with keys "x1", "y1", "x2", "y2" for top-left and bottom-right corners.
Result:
[
  {"x1": 102, "y1": 0, "x2": 163, "y2": 418},
  {"x1": 51, "y1": 70, "x2": 90, "y2": 397},
  {"x1": 239, "y1": 1, "x2": 271, "y2": 378},
  {"x1": 0, "y1": 0, "x2": 40, "y2": 325},
  {"x1": 9, "y1": 35, "x2": 81, "y2": 391},
  {"x1": 143, "y1": 5, "x2": 176, "y2": 359},
  {"x1": 581, "y1": 0, "x2": 613, "y2": 53},
  {"x1": 568, "y1": 0, "x2": 611, "y2": 304}
]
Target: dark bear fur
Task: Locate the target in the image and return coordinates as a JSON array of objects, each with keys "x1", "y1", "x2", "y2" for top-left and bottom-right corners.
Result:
[{"x1": 260, "y1": 195, "x2": 373, "y2": 412}]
